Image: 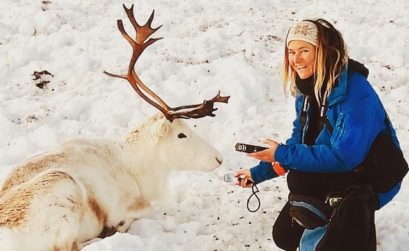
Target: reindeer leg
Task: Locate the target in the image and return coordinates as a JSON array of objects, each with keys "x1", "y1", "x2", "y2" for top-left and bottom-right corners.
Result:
[{"x1": 98, "y1": 226, "x2": 117, "y2": 238}]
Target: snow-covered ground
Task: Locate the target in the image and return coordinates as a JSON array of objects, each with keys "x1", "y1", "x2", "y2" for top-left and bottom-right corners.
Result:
[{"x1": 1, "y1": 0, "x2": 408, "y2": 250}]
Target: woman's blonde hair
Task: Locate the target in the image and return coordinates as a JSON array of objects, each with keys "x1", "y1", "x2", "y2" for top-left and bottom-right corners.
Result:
[{"x1": 282, "y1": 19, "x2": 349, "y2": 102}]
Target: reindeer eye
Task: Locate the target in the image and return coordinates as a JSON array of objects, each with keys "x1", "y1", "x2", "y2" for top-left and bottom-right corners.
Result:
[{"x1": 177, "y1": 133, "x2": 187, "y2": 139}]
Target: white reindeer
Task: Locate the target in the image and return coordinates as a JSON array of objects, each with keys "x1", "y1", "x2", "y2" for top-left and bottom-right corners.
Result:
[{"x1": 0, "y1": 5, "x2": 229, "y2": 251}]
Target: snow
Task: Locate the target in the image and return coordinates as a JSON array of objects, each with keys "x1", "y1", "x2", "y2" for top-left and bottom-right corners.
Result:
[{"x1": 1, "y1": 0, "x2": 409, "y2": 250}]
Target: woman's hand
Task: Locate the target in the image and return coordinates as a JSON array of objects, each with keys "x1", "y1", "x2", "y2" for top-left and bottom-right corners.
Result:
[
  {"x1": 234, "y1": 169, "x2": 253, "y2": 188},
  {"x1": 247, "y1": 139, "x2": 279, "y2": 162}
]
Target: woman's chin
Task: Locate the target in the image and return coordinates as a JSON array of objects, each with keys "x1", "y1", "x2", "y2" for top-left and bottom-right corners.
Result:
[{"x1": 297, "y1": 72, "x2": 313, "y2": 79}]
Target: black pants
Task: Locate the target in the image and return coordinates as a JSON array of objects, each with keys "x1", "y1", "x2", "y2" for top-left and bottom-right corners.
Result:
[{"x1": 272, "y1": 170, "x2": 376, "y2": 251}]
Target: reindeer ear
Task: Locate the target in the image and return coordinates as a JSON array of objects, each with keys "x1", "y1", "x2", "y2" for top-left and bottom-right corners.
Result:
[{"x1": 150, "y1": 118, "x2": 170, "y2": 140}]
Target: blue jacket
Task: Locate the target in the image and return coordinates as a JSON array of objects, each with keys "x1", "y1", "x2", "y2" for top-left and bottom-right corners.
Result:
[{"x1": 251, "y1": 65, "x2": 401, "y2": 207}]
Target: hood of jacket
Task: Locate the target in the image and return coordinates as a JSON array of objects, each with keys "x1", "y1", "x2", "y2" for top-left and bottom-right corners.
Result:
[{"x1": 348, "y1": 58, "x2": 369, "y2": 78}]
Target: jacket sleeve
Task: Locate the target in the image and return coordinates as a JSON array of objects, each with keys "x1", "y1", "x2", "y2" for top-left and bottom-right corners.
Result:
[
  {"x1": 275, "y1": 86, "x2": 386, "y2": 173},
  {"x1": 250, "y1": 161, "x2": 278, "y2": 184},
  {"x1": 285, "y1": 95, "x2": 303, "y2": 145}
]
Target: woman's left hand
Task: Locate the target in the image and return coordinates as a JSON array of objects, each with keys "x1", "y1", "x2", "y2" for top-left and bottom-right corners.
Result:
[{"x1": 247, "y1": 139, "x2": 279, "y2": 162}]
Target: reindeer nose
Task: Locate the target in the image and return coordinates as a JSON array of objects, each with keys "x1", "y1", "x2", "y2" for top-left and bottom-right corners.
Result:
[{"x1": 216, "y1": 156, "x2": 223, "y2": 165}]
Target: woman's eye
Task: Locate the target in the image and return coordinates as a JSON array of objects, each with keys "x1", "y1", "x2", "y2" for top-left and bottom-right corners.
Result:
[{"x1": 178, "y1": 133, "x2": 187, "y2": 139}]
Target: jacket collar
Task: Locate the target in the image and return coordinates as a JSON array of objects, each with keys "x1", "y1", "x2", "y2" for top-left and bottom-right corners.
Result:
[{"x1": 327, "y1": 63, "x2": 348, "y2": 106}]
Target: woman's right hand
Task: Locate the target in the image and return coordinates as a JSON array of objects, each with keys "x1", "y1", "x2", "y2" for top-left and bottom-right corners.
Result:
[{"x1": 234, "y1": 169, "x2": 253, "y2": 188}]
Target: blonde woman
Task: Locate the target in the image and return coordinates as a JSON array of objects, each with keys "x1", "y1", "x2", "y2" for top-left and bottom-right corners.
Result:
[{"x1": 236, "y1": 19, "x2": 406, "y2": 251}]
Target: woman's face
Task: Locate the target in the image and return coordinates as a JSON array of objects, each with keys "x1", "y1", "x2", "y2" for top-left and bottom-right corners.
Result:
[{"x1": 288, "y1": 40, "x2": 316, "y2": 79}]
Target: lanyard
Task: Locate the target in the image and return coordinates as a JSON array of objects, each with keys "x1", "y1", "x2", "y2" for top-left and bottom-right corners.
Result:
[{"x1": 300, "y1": 94, "x2": 329, "y2": 141}]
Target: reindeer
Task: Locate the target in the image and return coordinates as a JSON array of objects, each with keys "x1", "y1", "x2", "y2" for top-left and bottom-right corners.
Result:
[{"x1": 0, "y1": 4, "x2": 229, "y2": 251}]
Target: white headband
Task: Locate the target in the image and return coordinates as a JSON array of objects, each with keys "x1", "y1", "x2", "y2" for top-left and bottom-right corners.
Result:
[{"x1": 286, "y1": 21, "x2": 318, "y2": 47}]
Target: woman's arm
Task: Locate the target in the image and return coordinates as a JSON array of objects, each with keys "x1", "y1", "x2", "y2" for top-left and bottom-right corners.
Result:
[{"x1": 275, "y1": 93, "x2": 386, "y2": 173}]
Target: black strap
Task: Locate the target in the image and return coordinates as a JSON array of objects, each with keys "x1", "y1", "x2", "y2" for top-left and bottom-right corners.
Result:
[
  {"x1": 300, "y1": 95, "x2": 332, "y2": 140},
  {"x1": 300, "y1": 95, "x2": 309, "y2": 130},
  {"x1": 325, "y1": 119, "x2": 334, "y2": 134},
  {"x1": 325, "y1": 115, "x2": 390, "y2": 136},
  {"x1": 246, "y1": 184, "x2": 261, "y2": 213}
]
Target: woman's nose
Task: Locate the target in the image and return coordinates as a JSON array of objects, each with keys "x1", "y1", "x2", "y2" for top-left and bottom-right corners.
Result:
[{"x1": 294, "y1": 53, "x2": 302, "y2": 63}]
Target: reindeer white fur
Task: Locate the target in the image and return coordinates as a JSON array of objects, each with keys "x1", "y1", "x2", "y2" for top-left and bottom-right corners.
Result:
[{"x1": 0, "y1": 113, "x2": 223, "y2": 251}]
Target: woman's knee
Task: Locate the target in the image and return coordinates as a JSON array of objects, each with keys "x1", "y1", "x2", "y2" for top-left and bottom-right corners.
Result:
[
  {"x1": 272, "y1": 214, "x2": 303, "y2": 250},
  {"x1": 272, "y1": 224, "x2": 296, "y2": 250}
]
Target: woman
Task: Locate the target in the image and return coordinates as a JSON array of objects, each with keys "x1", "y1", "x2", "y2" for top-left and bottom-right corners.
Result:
[{"x1": 235, "y1": 19, "x2": 405, "y2": 251}]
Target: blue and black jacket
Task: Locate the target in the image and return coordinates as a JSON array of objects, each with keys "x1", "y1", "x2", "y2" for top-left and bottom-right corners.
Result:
[{"x1": 250, "y1": 61, "x2": 401, "y2": 208}]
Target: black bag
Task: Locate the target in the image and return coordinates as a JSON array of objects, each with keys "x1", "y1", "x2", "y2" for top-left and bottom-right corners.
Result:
[
  {"x1": 360, "y1": 133, "x2": 408, "y2": 193},
  {"x1": 288, "y1": 193, "x2": 332, "y2": 229},
  {"x1": 326, "y1": 115, "x2": 408, "y2": 194},
  {"x1": 316, "y1": 185, "x2": 378, "y2": 251}
]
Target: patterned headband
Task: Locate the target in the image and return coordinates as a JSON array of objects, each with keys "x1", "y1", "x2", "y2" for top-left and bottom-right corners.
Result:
[{"x1": 286, "y1": 21, "x2": 318, "y2": 47}]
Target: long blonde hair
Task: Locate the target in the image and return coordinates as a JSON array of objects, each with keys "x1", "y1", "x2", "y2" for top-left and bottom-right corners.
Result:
[{"x1": 282, "y1": 19, "x2": 349, "y2": 102}]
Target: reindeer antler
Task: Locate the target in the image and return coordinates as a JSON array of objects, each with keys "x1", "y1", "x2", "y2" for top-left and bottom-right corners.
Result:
[{"x1": 104, "y1": 4, "x2": 229, "y2": 122}]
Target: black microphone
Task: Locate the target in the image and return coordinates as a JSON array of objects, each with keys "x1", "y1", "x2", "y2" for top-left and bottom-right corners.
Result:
[{"x1": 235, "y1": 143, "x2": 268, "y2": 153}]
